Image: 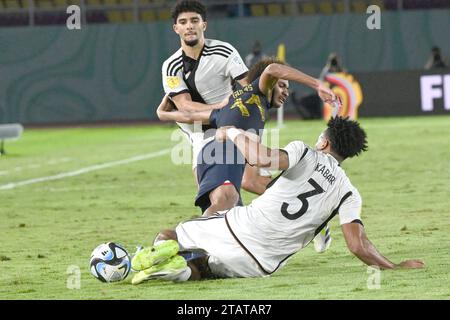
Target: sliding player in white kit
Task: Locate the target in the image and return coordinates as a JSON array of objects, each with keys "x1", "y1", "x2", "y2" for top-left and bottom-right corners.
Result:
[{"x1": 131, "y1": 117, "x2": 424, "y2": 284}]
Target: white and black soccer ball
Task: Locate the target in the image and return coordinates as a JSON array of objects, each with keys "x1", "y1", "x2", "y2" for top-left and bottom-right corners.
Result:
[{"x1": 89, "y1": 242, "x2": 131, "y2": 283}]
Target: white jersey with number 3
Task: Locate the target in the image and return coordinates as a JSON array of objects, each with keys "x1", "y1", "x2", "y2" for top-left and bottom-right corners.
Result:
[{"x1": 225, "y1": 141, "x2": 362, "y2": 274}]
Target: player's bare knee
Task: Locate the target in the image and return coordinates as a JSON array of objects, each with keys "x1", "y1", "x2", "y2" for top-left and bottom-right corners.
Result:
[
  {"x1": 210, "y1": 185, "x2": 238, "y2": 209},
  {"x1": 209, "y1": 186, "x2": 227, "y2": 206},
  {"x1": 223, "y1": 187, "x2": 239, "y2": 206}
]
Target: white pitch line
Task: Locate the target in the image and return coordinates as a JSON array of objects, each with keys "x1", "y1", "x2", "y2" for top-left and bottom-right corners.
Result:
[
  {"x1": 0, "y1": 157, "x2": 73, "y2": 176},
  {"x1": 0, "y1": 148, "x2": 171, "y2": 191}
]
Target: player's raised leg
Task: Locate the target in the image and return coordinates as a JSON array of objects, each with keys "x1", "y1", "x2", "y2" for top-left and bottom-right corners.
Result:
[{"x1": 203, "y1": 183, "x2": 240, "y2": 217}]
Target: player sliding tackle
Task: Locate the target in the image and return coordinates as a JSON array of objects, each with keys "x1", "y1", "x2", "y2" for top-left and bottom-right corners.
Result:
[
  {"x1": 157, "y1": 59, "x2": 337, "y2": 217},
  {"x1": 131, "y1": 116, "x2": 425, "y2": 284},
  {"x1": 158, "y1": 58, "x2": 338, "y2": 252}
]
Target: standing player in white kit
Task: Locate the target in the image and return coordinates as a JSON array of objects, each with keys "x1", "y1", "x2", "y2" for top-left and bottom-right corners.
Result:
[
  {"x1": 131, "y1": 116, "x2": 424, "y2": 283},
  {"x1": 162, "y1": 1, "x2": 275, "y2": 195}
]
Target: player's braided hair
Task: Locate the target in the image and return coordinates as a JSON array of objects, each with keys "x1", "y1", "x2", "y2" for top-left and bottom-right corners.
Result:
[
  {"x1": 172, "y1": 1, "x2": 207, "y2": 23},
  {"x1": 325, "y1": 116, "x2": 368, "y2": 159},
  {"x1": 246, "y1": 57, "x2": 286, "y2": 83}
]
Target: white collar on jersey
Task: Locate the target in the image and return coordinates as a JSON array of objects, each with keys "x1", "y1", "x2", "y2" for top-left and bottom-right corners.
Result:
[{"x1": 325, "y1": 153, "x2": 340, "y2": 166}]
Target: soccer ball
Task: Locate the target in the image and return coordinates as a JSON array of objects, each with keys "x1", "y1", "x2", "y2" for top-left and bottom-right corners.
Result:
[{"x1": 89, "y1": 242, "x2": 131, "y2": 283}]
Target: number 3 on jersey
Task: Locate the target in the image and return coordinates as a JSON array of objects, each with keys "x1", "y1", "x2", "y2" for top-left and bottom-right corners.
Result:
[{"x1": 281, "y1": 178, "x2": 325, "y2": 220}]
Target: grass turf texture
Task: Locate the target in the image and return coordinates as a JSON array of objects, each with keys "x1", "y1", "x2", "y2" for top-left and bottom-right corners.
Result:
[{"x1": 0, "y1": 116, "x2": 449, "y2": 299}]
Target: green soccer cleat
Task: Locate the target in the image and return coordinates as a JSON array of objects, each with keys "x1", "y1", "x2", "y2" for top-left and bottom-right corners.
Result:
[
  {"x1": 131, "y1": 240, "x2": 180, "y2": 271},
  {"x1": 131, "y1": 255, "x2": 187, "y2": 285}
]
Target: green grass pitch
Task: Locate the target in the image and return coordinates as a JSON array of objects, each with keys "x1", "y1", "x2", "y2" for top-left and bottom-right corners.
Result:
[{"x1": 0, "y1": 116, "x2": 449, "y2": 299}]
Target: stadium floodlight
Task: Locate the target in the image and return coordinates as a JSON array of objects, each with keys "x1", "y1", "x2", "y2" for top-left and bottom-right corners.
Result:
[{"x1": 0, "y1": 124, "x2": 24, "y2": 155}]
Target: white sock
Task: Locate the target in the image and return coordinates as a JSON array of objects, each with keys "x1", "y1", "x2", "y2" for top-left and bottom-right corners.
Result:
[
  {"x1": 153, "y1": 239, "x2": 166, "y2": 246},
  {"x1": 161, "y1": 267, "x2": 192, "y2": 282}
]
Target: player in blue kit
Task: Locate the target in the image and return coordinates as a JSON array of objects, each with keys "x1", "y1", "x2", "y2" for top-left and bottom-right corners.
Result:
[{"x1": 157, "y1": 58, "x2": 338, "y2": 216}]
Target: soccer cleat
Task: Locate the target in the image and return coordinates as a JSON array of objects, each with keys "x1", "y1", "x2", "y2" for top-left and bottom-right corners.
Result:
[
  {"x1": 131, "y1": 255, "x2": 188, "y2": 285},
  {"x1": 131, "y1": 240, "x2": 180, "y2": 271},
  {"x1": 130, "y1": 245, "x2": 143, "y2": 260},
  {"x1": 313, "y1": 225, "x2": 332, "y2": 253}
]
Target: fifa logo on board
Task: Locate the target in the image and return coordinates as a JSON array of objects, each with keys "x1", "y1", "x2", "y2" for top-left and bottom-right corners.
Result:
[{"x1": 420, "y1": 75, "x2": 450, "y2": 112}]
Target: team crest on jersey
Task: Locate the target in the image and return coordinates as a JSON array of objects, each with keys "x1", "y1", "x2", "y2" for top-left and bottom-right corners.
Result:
[{"x1": 167, "y1": 76, "x2": 180, "y2": 89}]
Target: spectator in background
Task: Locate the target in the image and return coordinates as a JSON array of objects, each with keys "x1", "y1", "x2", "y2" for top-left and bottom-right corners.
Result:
[
  {"x1": 320, "y1": 52, "x2": 346, "y2": 80},
  {"x1": 425, "y1": 46, "x2": 448, "y2": 70},
  {"x1": 245, "y1": 41, "x2": 268, "y2": 68},
  {"x1": 290, "y1": 52, "x2": 346, "y2": 121}
]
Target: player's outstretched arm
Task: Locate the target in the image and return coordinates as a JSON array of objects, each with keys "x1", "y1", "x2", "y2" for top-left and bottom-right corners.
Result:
[
  {"x1": 171, "y1": 92, "x2": 228, "y2": 112},
  {"x1": 342, "y1": 222, "x2": 425, "y2": 270},
  {"x1": 259, "y1": 63, "x2": 339, "y2": 105},
  {"x1": 241, "y1": 164, "x2": 272, "y2": 195},
  {"x1": 215, "y1": 126, "x2": 290, "y2": 170},
  {"x1": 156, "y1": 95, "x2": 211, "y2": 124}
]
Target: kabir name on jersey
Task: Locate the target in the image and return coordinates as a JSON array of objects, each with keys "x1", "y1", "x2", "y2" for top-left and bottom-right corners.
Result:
[{"x1": 315, "y1": 163, "x2": 336, "y2": 185}]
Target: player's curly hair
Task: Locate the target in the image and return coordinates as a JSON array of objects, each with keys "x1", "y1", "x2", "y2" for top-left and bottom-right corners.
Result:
[
  {"x1": 325, "y1": 116, "x2": 368, "y2": 159},
  {"x1": 171, "y1": 1, "x2": 207, "y2": 23},
  {"x1": 246, "y1": 57, "x2": 286, "y2": 83},
  {"x1": 247, "y1": 57, "x2": 286, "y2": 83}
]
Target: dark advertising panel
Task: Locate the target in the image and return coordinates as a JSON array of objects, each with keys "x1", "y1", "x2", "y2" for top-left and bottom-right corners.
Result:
[{"x1": 354, "y1": 69, "x2": 450, "y2": 117}]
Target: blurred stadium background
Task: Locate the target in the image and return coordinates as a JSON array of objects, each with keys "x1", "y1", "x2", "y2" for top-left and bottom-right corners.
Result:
[{"x1": 0, "y1": 0, "x2": 449, "y2": 125}]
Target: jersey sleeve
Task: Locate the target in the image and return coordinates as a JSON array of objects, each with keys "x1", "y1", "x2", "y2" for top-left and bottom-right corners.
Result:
[
  {"x1": 338, "y1": 188, "x2": 363, "y2": 225},
  {"x1": 162, "y1": 60, "x2": 189, "y2": 97},
  {"x1": 281, "y1": 141, "x2": 307, "y2": 170},
  {"x1": 209, "y1": 109, "x2": 220, "y2": 128},
  {"x1": 225, "y1": 45, "x2": 248, "y2": 81}
]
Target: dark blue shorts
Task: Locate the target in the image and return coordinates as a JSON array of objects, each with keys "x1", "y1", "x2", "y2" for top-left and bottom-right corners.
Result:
[{"x1": 195, "y1": 140, "x2": 245, "y2": 213}]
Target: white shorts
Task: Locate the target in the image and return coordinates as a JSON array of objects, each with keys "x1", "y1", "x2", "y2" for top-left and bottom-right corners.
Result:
[
  {"x1": 176, "y1": 122, "x2": 205, "y2": 171},
  {"x1": 175, "y1": 212, "x2": 267, "y2": 279}
]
